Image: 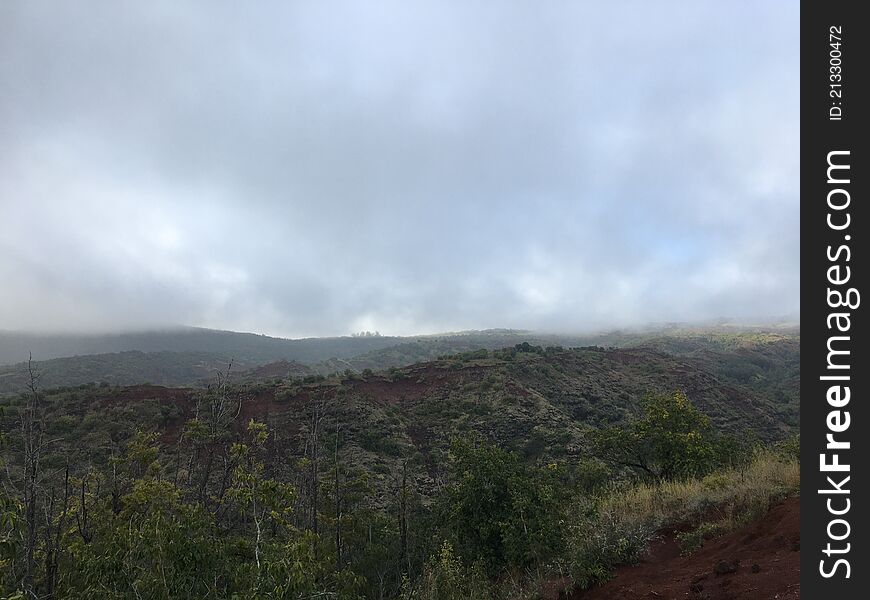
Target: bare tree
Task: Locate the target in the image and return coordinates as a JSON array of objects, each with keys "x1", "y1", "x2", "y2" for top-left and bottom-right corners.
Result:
[
  {"x1": 305, "y1": 392, "x2": 327, "y2": 536},
  {"x1": 183, "y1": 362, "x2": 244, "y2": 507},
  {"x1": 3, "y1": 354, "x2": 71, "y2": 598},
  {"x1": 75, "y1": 474, "x2": 94, "y2": 544},
  {"x1": 333, "y1": 421, "x2": 343, "y2": 571},
  {"x1": 399, "y1": 459, "x2": 409, "y2": 575},
  {"x1": 42, "y1": 466, "x2": 71, "y2": 598},
  {"x1": 21, "y1": 354, "x2": 45, "y2": 596}
]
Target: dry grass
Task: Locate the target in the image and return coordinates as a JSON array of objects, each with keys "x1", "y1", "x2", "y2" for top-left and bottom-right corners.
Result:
[
  {"x1": 559, "y1": 448, "x2": 800, "y2": 591},
  {"x1": 602, "y1": 448, "x2": 800, "y2": 528}
]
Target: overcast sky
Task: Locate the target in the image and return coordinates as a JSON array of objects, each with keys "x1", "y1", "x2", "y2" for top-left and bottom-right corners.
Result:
[{"x1": 0, "y1": 1, "x2": 799, "y2": 338}]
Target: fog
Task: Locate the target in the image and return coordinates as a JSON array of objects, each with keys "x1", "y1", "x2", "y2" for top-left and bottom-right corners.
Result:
[{"x1": 0, "y1": 1, "x2": 799, "y2": 337}]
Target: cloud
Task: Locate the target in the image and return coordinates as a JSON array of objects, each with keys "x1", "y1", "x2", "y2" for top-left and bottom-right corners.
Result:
[{"x1": 0, "y1": 1, "x2": 799, "y2": 336}]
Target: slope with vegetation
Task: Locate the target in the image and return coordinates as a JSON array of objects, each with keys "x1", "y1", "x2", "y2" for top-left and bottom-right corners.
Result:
[
  {"x1": 0, "y1": 334, "x2": 800, "y2": 599},
  {"x1": 0, "y1": 326, "x2": 408, "y2": 366},
  {"x1": 0, "y1": 326, "x2": 798, "y2": 395}
]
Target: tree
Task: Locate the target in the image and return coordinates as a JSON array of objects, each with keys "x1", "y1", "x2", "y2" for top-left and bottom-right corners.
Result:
[
  {"x1": 436, "y1": 438, "x2": 565, "y2": 572},
  {"x1": 21, "y1": 355, "x2": 45, "y2": 595},
  {"x1": 60, "y1": 435, "x2": 226, "y2": 599},
  {"x1": 181, "y1": 363, "x2": 244, "y2": 508},
  {"x1": 301, "y1": 392, "x2": 328, "y2": 536},
  {"x1": 407, "y1": 542, "x2": 490, "y2": 600},
  {"x1": 593, "y1": 390, "x2": 716, "y2": 481},
  {"x1": 0, "y1": 355, "x2": 74, "y2": 599},
  {"x1": 56, "y1": 421, "x2": 355, "y2": 600},
  {"x1": 318, "y1": 417, "x2": 375, "y2": 581},
  {"x1": 225, "y1": 420, "x2": 294, "y2": 575}
]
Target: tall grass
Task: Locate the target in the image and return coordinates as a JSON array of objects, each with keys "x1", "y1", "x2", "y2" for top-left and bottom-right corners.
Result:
[
  {"x1": 561, "y1": 448, "x2": 799, "y2": 591},
  {"x1": 602, "y1": 448, "x2": 799, "y2": 526}
]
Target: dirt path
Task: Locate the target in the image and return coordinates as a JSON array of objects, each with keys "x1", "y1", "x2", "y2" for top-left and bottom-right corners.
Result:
[{"x1": 571, "y1": 496, "x2": 800, "y2": 599}]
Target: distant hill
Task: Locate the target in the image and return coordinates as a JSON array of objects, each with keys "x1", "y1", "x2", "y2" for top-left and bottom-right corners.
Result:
[
  {"x1": 0, "y1": 352, "x2": 322, "y2": 395},
  {"x1": 230, "y1": 359, "x2": 315, "y2": 383},
  {"x1": 0, "y1": 324, "x2": 799, "y2": 367},
  {"x1": 0, "y1": 326, "x2": 799, "y2": 397},
  {"x1": 0, "y1": 351, "x2": 250, "y2": 393},
  {"x1": 0, "y1": 326, "x2": 405, "y2": 366}
]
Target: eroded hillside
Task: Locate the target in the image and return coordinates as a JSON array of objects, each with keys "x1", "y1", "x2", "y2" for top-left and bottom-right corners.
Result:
[{"x1": 1, "y1": 339, "x2": 798, "y2": 504}]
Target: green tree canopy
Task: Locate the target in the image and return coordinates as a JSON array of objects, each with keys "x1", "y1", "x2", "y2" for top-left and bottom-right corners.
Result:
[
  {"x1": 437, "y1": 437, "x2": 565, "y2": 572},
  {"x1": 593, "y1": 390, "x2": 717, "y2": 481}
]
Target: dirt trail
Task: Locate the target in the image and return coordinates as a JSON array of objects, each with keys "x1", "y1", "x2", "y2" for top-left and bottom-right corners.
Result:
[{"x1": 571, "y1": 496, "x2": 800, "y2": 600}]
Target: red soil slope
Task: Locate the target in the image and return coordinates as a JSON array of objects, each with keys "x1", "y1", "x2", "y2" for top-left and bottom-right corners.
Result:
[{"x1": 572, "y1": 497, "x2": 800, "y2": 600}]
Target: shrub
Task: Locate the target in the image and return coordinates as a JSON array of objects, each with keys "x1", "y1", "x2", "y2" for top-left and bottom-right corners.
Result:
[
  {"x1": 563, "y1": 502, "x2": 654, "y2": 589},
  {"x1": 436, "y1": 438, "x2": 566, "y2": 572},
  {"x1": 676, "y1": 521, "x2": 728, "y2": 555},
  {"x1": 407, "y1": 542, "x2": 491, "y2": 600},
  {"x1": 593, "y1": 391, "x2": 717, "y2": 481},
  {"x1": 775, "y1": 433, "x2": 800, "y2": 462}
]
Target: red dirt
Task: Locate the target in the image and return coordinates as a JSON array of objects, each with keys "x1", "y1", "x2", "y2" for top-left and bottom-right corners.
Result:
[
  {"x1": 570, "y1": 497, "x2": 800, "y2": 600},
  {"x1": 353, "y1": 375, "x2": 431, "y2": 405},
  {"x1": 238, "y1": 387, "x2": 287, "y2": 422},
  {"x1": 99, "y1": 384, "x2": 297, "y2": 443},
  {"x1": 350, "y1": 363, "x2": 486, "y2": 406}
]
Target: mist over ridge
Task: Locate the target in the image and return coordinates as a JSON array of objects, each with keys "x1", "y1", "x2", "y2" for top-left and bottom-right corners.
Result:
[{"x1": 1, "y1": 1, "x2": 799, "y2": 336}]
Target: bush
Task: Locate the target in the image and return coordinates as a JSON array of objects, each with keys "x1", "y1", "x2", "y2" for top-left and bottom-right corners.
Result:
[
  {"x1": 593, "y1": 391, "x2": 718, "y2": 481},
  {"x1": 436, "y1": 438, "x2": 566, "y2": 572},
  {"x1": 775, "y1": 433, "x2": 800, "y2": 462},
  {"x1": 676, "y1": 521, "x2": 726, "y2": 555},
  {"x1": 406, "y1": 542, "x2": 491, "y2": 600},
  {"x1": 563, "y1": 502, "x2": 654, "y2": 589}
]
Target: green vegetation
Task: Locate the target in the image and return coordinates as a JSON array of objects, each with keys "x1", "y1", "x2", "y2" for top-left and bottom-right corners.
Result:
[
  {"x1": 592, "y1": 390, "x2": 752, "y2": 481},
  {"x1": 0, "y1": 333, "x2": 800, "y2": 599},
  {"x1": 0, "y1": 327, "x2": 799, "y2": 405},
  {"x1": 436, "y1": 438, "x2": 566, "y2": 573}
]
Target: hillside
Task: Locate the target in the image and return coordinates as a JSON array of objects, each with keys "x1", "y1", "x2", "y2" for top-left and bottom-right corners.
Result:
[
  {"x1": 0, "y1": 351, "x2": 248, "y2": 394},
  {"x1": 0, "y1": 326, "x2": 800, "y2": 399},
  {"x1": 0, "y1": 334, "x2": 800, "y2": 599},
  {"x1": 0, "y1": 326, "x2": 405, "y2": 366},
  {"x1": 1, "y1": 340, "x2": 798, "y2": 498},
  {"x1": 0, "y1": 352, "x2": 319, "y2": 395}
]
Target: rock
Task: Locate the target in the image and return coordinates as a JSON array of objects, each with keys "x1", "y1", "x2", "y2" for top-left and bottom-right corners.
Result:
[{"x1": 714, "y1": 560, "x2": 739, "y2": 575}]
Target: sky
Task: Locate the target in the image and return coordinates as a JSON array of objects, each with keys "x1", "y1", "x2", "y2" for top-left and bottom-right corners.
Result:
[{"x1": 0, "y1": 1, "x2": 799, "y2": 338}]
